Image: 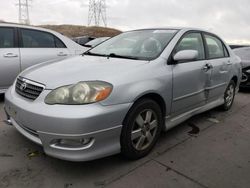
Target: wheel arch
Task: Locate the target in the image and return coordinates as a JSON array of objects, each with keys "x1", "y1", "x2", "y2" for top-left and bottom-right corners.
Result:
[
  {"x1": 231, "y1": 75, "x2": 238, "y2": 85},
  {"x1": 132, "y1": 92, "x2": 167, "y2": 118}
]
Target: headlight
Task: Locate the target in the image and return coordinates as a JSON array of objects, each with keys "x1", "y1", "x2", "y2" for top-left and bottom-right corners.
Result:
[
  {"x1": 246, "y1": 69, "x2": 250, "y2": 74},
  {"x1": 45, "y1": 81, "x2": 112, "y2": 105}
]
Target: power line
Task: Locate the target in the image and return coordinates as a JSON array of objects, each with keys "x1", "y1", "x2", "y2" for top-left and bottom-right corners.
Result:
[
  {"x1": 88, "y1": 0, "x2": 107, "y2": 27},
  {"x1": 17, "y1": 0, "x2": 31, "y2": 25}
]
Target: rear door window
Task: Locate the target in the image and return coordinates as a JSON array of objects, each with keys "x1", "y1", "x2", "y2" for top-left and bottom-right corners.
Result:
[
  {"x1": 0, "y1": 27, "x2": 15, "y2": 48},
  {"x1": 204, "y1": 34, "x2": 226, "y2": 59}
]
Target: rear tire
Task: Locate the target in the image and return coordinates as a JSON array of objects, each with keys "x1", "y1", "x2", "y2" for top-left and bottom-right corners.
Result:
[
  {"x1": 221, "y1": 80, "x2": 236, "y2": 111},
  {"x1": 120, "y1": 99, "x2": 163, "y2": 160}
]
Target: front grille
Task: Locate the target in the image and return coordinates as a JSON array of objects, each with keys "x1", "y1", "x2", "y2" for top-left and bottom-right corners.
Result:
[{"x1": 15, "y1": 77, "x2": 45, "y2": 100}]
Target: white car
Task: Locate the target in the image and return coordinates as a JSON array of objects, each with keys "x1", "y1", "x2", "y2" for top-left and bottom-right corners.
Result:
[{"x1": 0, "y1": 23, "x2": 88, "y2": 94}]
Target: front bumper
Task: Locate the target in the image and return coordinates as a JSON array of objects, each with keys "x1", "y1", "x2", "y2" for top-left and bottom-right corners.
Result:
[
  {"x1": 0, "y1": 88, "x2": 7, "y2": 94},
  {"x1": 4, "y1": 86, "x2": 132, "y2": 161}
]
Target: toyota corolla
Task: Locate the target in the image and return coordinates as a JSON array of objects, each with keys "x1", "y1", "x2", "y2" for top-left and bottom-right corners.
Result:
[{"x1": 4, "y1": 28, "x2": 241, "y2": 161}]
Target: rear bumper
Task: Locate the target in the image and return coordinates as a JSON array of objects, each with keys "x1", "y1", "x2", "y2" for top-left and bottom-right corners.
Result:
[{"x1": 4, "y1": 86, "x2": 132, "y2": 161}]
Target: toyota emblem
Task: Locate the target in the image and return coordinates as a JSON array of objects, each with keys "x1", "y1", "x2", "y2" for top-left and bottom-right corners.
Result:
[{"x1": 20, "y1": 82, "x2": 27, "y2": 91}]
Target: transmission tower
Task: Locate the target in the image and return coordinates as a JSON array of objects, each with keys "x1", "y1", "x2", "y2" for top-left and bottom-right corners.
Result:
[
  {"x1": 17, "y1": 0, "x2": 31, "y2": 25},
  {"x1": 88, "y1": 0, "x2": 107, "y2": 27}
]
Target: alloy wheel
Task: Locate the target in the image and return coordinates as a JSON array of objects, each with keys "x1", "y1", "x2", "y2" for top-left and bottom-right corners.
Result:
[
  {"x1": 225, "y1": 84, "x2": 235, "y2": 107},
  {"x1": 131, "y1": 109, "x2": 158, "y2": 151}
]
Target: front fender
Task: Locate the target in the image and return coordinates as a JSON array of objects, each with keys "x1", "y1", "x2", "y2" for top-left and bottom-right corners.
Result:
[{"x1": 100, "y1": 76, "x2": 172, "y2": 115}]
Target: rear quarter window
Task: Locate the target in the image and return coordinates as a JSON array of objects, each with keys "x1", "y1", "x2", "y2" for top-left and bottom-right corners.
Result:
[{"x1": 55, "y1": 37, "x2": 66, "y2": 48}]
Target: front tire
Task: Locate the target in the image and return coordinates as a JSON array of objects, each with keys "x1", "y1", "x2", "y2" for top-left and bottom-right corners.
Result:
[
  {"x1": 120, "y1": 99, "x2": 163, "y2": 160},
  {"x1": 221, "y1": 80, "x2": 236, "y2": 111}
]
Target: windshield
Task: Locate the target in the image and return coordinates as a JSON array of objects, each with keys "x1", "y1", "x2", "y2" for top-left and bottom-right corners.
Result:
[
  {"x1": 86, "y1": 37, "x2": 110, "y2": 47},
  {"x1": 88, "y1": 29, "x2": 178, "y2": 60}
]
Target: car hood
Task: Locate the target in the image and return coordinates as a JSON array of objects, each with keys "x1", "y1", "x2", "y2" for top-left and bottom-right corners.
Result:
[
  {"x1": 20, "y1": 55, "x2": 148, "y2": 89},
  {"x1": 233, "y1": 47, "x2": 250, "y2": 68}
]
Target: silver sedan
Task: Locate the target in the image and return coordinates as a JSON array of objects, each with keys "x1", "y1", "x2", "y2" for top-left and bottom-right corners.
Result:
[{"x1": 4, "y1": 28, "x2": 241, "y2": 161}]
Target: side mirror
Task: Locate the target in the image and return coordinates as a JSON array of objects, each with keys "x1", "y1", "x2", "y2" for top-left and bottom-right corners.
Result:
[{"x1": 173, "y1": 50, "x2": 199, "y2": 62}]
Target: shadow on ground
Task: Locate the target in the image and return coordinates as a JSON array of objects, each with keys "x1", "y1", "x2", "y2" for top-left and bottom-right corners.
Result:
[
  {"x1": 0, "y1": 94, "x2": 4, "y2": 102},
  {"x1": 239, "y1": 88, "x2": 250, "y2": 93}
]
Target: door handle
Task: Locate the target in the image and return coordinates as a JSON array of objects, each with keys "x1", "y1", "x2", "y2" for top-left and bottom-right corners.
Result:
[
  {"x1": 3, "y1": 53, "x2": 18, "y2": 58},
  {"x1": 202, "y1": 64, "x2": 213, "y2": 71},
  {"x1": 57, "y1": 52, "x2": 68, "y2": 57},
  {"x1": 226, "y1": 60, "x2": 232, "y2": 65}
]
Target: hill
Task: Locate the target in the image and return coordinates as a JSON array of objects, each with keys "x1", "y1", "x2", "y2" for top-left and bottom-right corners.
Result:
[
  {"x1": 0, "y1": 21, "x2": 122, "y2": 38},
  {"x1": 39, "y1": 25, "x2": 122, "y2": 38}
]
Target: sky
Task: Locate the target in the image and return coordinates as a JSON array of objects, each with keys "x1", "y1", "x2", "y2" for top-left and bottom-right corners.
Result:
[{"x1": 0, "y1": 0, "x2": 250, "y2": 44}]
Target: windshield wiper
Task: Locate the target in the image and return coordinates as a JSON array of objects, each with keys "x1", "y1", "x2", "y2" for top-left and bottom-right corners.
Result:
[
  {"x1": 83, "y1": 51, "x2": 107, "y2": 57},
  {"x1": 83, "y1": 44, "x2": 92, "y2": 48},
  {"x1": 107, "y1": 53, "x2": 139, "y2": 60},
  {"x1": 84, "y1": 52, "x2": 141, "y2": 60}
]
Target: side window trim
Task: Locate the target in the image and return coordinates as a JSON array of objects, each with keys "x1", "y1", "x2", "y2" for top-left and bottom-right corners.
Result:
[
  {"x1": 223, "y1": 45, "x2": 230, "y2": 57},
  {"x1": 17, "y1": 27, "x2": 22, "y2": 48},
  {"x1": 14, "y1": 27, "x2": 19, "y2": 48},
  {"x1": 168, "y1": 31, "x2": 206, "y2": 64},
  {"x1": 201, "y1": 32, "x2": 208, "y2": 60},
  {"x1": 202, "y1": 32, "x2": 230, "y2": 60}
]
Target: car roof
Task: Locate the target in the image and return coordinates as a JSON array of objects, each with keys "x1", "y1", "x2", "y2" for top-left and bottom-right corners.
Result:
[
  {"x1": 0, "y1": 23, "x2": 210, "y2": 35},
  {"x1": 127, "y1": 27, "x2": 210, "y2": 33},
  {"x1": 0, "y1": 22, "x2": 60, "y2": 35},
  {"x1": 124, "y1": 27, "x2": 228, "y2": 45}
]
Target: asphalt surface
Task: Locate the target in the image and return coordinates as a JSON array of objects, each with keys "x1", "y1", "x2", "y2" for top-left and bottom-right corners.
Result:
[{"x1": 0, "y1": 91, "x2": 250, "y2": 188}]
